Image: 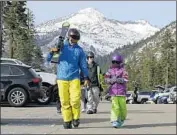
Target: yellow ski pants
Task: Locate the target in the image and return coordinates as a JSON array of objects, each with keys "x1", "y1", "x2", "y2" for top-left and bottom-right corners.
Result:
[{"x1": 57, "y1": 79, "x2": 81, "y2": 122}]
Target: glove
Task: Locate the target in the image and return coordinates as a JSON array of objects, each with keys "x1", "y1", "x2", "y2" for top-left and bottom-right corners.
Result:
[
  {"x1": 111, "y1": 76, "x2": 117, "y2": 84},
  {"x1": 83, "y1": 79, "x2": 90, "y2": 91},
  {"x1": 117, "y1": 78, "x2": 124, "y2": 83},
  {"x1": 50, "y1": 47, "x2": 59, "y2": 53},
  {"x1": 84, "y1": 79, "x2": 90, "y2": 87}
]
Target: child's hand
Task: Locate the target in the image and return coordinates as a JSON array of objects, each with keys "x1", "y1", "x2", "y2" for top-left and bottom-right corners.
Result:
[
  {"x1": 111, "y1": 76, "x2": 117, "y2": 84},
  {"x1": 117, "y1": 78, "x2": 124, "y2": 83}
]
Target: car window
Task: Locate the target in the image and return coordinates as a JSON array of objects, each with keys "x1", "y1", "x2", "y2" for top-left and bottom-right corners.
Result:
[
  {"x1": 126, "y1": 94, "x2": 131, "y2": 97},
  {"x1": 28, "y1": 68, "x2": 39, "y2": 78},
  {"x1": 164, "y1": 90, "x2": 170, "y2": 93},
  {"x1": 10, "y1": 66, "x2": 24, "y2": 75},
  {"x1": 1, "y1": 65, "x2": 11, "y2": 76},
  {"x1": 1, "y1": 60, "x2": 16, "y2": 64},
  {"x1": 15, "y1": 60, "x2": 24, "y2": 65},
  {"x1": 139, "y1": 92, "x2": 151, "y2": 95}
]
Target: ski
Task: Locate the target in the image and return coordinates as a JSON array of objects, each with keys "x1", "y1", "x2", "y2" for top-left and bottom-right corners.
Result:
[
  {"x1": 57, "y1": 22, "x2": 70, "y2": 52},
  {"x1": 50, "y1": 22, "x2": 70, "y2": 63}
]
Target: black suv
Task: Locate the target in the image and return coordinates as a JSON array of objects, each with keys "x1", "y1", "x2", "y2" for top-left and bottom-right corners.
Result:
[{"x1": 0, "y1": 63, "x2": 42, "y2": 107}]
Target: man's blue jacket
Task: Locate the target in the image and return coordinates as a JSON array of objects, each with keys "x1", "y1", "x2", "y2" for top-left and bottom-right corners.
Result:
[{"x1": 47, "y1": 42, "x2": 88, "y2": 81}]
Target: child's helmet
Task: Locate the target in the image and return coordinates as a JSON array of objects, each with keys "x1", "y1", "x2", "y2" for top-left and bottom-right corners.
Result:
[{"x1": 112, "y1": 54, "x2": 123, "y2": 63}]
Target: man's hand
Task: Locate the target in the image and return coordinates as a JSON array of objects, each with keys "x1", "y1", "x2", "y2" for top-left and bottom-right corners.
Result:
[
  {"x1": 84, "y1": 79, "x2": 90, "y2": 87},
  {"x1": 50, "y1": 48, "x2": 59, "y2": 53}
]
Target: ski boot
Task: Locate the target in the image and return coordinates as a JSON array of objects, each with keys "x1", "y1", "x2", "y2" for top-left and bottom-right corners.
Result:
[
  {"x1": 81, "y1": 108, "x2": 86, "y2": 113},
  {"x1": 57, "y1": 109, "x2": 61, "y2": 113},
  {"x1": 117, "y1": 118, "x2": 124, "y2": 127},
  {"x1": 72, "y1": 119, "x2": 80, "y2": 128},
  {"x1": 112, "y1": 121, "x2": 120, "y2": 128},
  {"x1": 63, "y1": 121, "x2": 72, "y2": 129},
  {"x1": 93, "y1": 109, "x2": 97, "y2": 114},
  {"x1": 87, "y1": 110, "x2": 94, "y2": 114}
]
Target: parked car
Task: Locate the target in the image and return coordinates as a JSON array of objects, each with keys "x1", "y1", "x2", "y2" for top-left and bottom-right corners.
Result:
[
  {"x1": 145, "y1": 90, "x2": 159, "y2": 104},
  {"x1": 147, "y1": 86, "x2": 176, "y2": 104},
  {"x1": 1, "y1": 57, "x2": 56, "y2": 105},
  {"x1": 0, "y1": 58, "x2": 28, "y2": 66},
  {"x1": 0, "y1": 63, "x2": 42, "y2": 107},
  {"x1": 33, "y1": 69, "x2": 56, "y2": 104},
  {"x1": 166, "y1": 86, "x2": 177, "y2": 104},
  {"x1": 136, "y1": 91, "x2": 156, "y2": 104}
]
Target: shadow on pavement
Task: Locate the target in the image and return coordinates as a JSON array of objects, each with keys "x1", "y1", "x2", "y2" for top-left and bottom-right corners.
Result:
[
  {"x1": 95, "y1": 110, "x2": 165, "y2": 114},
  {"x1": 122, "y1": 123, "x2": 177, "y2": 129},
  {"x1": 80, "y1": 122, "x2": 176, "y2": 129},
  {"x1": 0, "y1": 103, "x2": 56, "y2": 108},
  {"x1": 1, "y1": 118, "x2": 110, "y2": 126},
  {"x1": 128, "y1": 110, "x2": 165, "y2": 114}
]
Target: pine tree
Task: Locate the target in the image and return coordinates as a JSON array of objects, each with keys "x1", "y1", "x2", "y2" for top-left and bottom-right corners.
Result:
[
  {"x1": 3, "y1": 1, "x2": 18, "y2": 58},
  {"x1": 3, "y1": 1, "x2": 29, "y2": 60},
  {"x1": 3, "y1": 2, "x2": 44, "y2": 67},
  {"x1": 160, "y1": 29, "x2": 176, "y2": 87},
  {"x1": 28, "y1": 9, "x2": 44, "y2": 68}
]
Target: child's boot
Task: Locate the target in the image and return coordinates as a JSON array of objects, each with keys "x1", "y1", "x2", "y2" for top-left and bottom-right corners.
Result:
[
  {"x1": 117, "y1": 118, "x2": 124, "y2": 127},
  {"x1": 112, "y1": 121, "x2": 119, "y2": 128}
]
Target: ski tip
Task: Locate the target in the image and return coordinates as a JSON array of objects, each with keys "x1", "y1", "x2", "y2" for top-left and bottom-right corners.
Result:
[{"x1": 62, "y1": 22, "x2": 70, "y2": 27}]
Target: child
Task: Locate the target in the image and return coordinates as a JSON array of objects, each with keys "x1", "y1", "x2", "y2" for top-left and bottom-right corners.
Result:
[{"x1": 104, "y1": 54, "x2": 128, "y2": 128}]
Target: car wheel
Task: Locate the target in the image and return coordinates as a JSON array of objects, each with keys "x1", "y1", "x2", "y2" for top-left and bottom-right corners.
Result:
[
  {"x1": 141, "y1": 99, "x2": 147, "y2": 104},
  {"x1": 35, "y1": 85, "x2": 52, "y2": 105},
  {"x1": 7, "y1": 87, "x2": 28, "y2": 107},
  {"x1": 126, "y1": 100, "x2": 129, "y2": 104}
]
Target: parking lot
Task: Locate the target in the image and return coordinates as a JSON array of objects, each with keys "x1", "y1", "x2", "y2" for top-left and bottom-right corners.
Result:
[{"x1": 1, "y1": 101, "x2": 176, "y2": 134}]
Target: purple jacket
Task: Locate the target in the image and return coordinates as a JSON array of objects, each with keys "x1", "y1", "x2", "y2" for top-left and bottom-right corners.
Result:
[{"x1": 104, "y1": 66, "x2": 128, "y2": 96}]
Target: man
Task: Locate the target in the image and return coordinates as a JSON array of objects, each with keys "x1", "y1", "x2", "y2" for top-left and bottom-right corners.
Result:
[
  {"x1": 47, "y1": 28, "x2": 89, "y2": 129},
  {"x1": 86, "y1": 51, "x2": 102, "y2": 114}
]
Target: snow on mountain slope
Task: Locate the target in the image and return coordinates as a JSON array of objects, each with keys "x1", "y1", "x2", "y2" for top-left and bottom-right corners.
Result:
[
  {"x1": 35, "y1": 8, "x2": 160, "y2": 56},
  {"x1": 119, "y1": 19, "x2": 159, "y2": 37},
  {"x1": 126, "y1": 21, "x2": 176, "y2": 62},
  {"x1": 137, "y1": 21, "x2": 176, "y2": 53}
]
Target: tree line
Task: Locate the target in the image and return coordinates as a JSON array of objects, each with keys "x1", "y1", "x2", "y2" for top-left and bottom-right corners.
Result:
[
  {"x1": 2, "y1": 1, "x2": 176, "y2": 91},
  {"x1": 96, "y1": 27, "x2": 176, "y2": 91},
  {"x1": 2, "y1": 1, "x2": 43, "y2": 69}
]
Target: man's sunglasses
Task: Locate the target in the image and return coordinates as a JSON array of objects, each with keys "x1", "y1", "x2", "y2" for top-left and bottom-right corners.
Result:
[
  {"x1": 112, "y1": 61, "x2": 120, "y2": 64},
  {"x1": 70, "y1": 35, "x2": 80, "y2": 40},
  {"x1": 87, "y1": 56, "x2": 94, "y2": 59}
]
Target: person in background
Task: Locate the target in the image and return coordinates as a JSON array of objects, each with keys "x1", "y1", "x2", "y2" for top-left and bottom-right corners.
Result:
[{"x1": 86, "y1": 51, "x2": 102, "y2": 114}]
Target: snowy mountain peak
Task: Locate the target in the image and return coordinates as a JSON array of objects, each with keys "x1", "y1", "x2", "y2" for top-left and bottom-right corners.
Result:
[
  {"x1": 77, "y1": 8, "x2": 104, "y2": 18},
  {"x1": 36, "y1": 8, "x2": 160, "y2": 56},
  {"x1": 69, "y1": 7, "x2": 104, "y2": 25},
  {"x1": 135, "y1": 19, "x2": 149, "y2": 24}
]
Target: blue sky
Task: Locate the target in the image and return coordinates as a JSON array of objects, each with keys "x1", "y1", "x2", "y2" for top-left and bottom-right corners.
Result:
[{"x1": 27, "y1": 1, "x2": 176, "y2": 28}]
